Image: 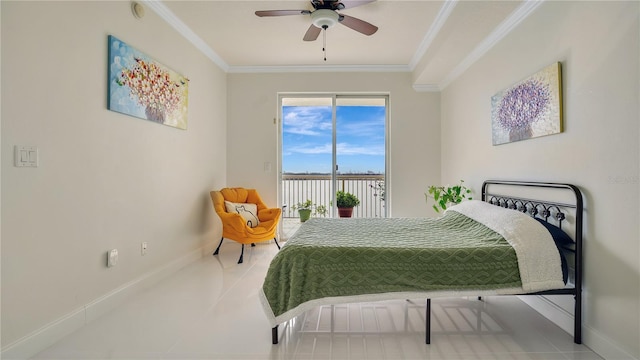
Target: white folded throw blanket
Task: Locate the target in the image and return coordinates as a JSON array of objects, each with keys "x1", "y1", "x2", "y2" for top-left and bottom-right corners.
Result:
[{"x1": 447, "y1": 200, "x2": 565, "y2": 293}]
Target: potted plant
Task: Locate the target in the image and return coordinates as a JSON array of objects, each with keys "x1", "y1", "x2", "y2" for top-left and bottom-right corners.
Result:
[
  {"x1": 292, "y1": 199, "x2": 327, "y2": 222},
  {"x1": 336, "y1": 190, "x2": 360, "y2": 218},
  {"x1": 425, "y1": 180, "x2": 472, "y2": 213}
]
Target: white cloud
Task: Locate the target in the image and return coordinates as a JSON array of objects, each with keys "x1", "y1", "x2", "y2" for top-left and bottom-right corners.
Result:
[
  {"x1": 283, "y1": 107, "x2": 331, "y2": 136},
  {"x1": 288, "y1": 143, "x2": 331, "y2": 154},
  {"x1": 336, "y1": 142, "x2": 385, "y2": 156},
  {"x1": 287, "y1": 142, "x2": 384, "y2": 156}
]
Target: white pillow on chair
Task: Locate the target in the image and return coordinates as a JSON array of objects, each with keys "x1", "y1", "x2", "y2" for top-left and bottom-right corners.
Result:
[{"x1": 224, "y1": 201, "x2": 260, "y2": 228}]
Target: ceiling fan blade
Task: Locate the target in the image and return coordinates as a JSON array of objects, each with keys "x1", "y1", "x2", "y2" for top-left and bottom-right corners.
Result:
[
  {"x1": 338, "y1": 14, "x2": 378, "y2": 35},
  {"x1": 255, "y1": 10, "x2": 310, "y2": 17},
  {"x1": 303, "y1": 24, "x2": 322, "y2": 41},
  {"x1": 339, "y1": 0, "x2": 376, "y2": 10}
]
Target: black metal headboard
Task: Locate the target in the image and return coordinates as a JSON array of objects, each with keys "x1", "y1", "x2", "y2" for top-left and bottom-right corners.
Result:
[
  {"x1": 481, "y1": 180, "x2": 583, "y2": 343},
  {"x1": 481, "y1": 180, "x2": 583, "y2": 240}
]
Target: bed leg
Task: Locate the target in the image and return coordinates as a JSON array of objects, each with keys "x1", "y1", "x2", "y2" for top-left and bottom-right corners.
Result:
[
  {"x1": 272, "y1": 325, "x2": 279, "y2": 344},
  {"x1": 425, "y1": 298, "x2": 431, "y2": 344},
  {"x1": 575, "y1": 293, "x2": 582, "y2": 344},
  {"x1": 213, "y1": 237, "x2": 224, "y2": 256}
]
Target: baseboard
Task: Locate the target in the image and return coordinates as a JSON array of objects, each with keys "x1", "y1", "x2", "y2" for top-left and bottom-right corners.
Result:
[
  {"x1": 1, "y1": 247, "x2": 205, "y2": 360},
  {"x1": 582, "y1": 324, "x2": 639, "y2": 360},
  {"x1": 519, "y1": 295, "x2": 638, "y2": 360},
  {"x1": 517, "y1": 295, "x2": 575, "y2": 335},
  {"x1": 0, "y1": 308, "x2": 86, "y2": 360}
]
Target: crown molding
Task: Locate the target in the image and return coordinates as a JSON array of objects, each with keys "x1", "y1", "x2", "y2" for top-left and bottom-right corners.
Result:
[
  {"x1": 143, "y1": 0, "x2": 229, "y2": 72},
  {"x1": 409, "y1": 0, "x2": 458, "y2": 71},
  {"x1": 228, "y1": 64, "x2": 411, "y2": 74},
  {"x1": 438, "y1": 0, "x2": 544, "y2": 89},
  {"x1": 145, "y1": 0, "x2": 542, "y2": 90},
  {"x1": 412, "y1": 84, "x2": 441, "y2": 92}
]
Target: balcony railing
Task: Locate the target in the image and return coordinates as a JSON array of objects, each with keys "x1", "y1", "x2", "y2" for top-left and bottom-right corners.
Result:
[{"x1": 282, "y1": 174, "x2": 386, "y2": 218}]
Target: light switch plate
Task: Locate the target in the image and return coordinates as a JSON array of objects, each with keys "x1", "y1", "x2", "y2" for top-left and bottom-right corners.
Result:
[{"x1": 14, "y1": 146, "x2": 38, "y2": 167}]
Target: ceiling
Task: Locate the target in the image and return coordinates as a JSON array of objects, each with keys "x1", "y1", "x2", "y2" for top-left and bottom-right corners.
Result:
[{"x1": 146, "y1": 0, "x2": 539, "y2": 90}]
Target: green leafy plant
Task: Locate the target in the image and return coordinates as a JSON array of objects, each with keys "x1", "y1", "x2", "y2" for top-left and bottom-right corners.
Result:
[
  {"x1": 425, "y1": 180, "x2": 472, "y2": 213},
  {"x1": 336, "y1": 191, "x2": 360, "y2": 208},
  {"x1": 369, "y1": 180, "x2": 385, "y2": 202},
  {"x1": 292, "y1": 200, "x2": 327, "y2": 217}
]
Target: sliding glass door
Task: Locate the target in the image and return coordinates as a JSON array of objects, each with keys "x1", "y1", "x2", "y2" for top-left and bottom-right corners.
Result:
[{"x1": 280, "y1": 94, "x2": 387, "y2": 218}]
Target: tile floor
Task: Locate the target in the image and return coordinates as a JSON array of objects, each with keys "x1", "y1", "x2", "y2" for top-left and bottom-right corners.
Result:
[{"x1": 33, "y1": 219, "x2": 602, "y2": 359}]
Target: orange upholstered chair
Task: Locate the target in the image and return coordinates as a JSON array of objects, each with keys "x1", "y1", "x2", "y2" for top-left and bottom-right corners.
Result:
[{"x1": 210, "y1": 187, "x2": 281, "y2": 263}]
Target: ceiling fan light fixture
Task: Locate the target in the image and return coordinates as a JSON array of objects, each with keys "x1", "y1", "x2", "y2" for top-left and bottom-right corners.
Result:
[{"x1": 311, "y1": 9, "x2": 340, "y2": 29}]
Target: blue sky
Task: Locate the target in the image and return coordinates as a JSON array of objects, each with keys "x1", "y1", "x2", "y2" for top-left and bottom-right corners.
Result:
[{"x1": 282, "y1": 105, "x2": 386, "y2": 174}]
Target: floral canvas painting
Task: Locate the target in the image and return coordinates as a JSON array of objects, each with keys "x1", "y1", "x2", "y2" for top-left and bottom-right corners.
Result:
[
  {"x1": 491, "y1": 62, "x2": 562, "y2": 145},
  {"x1": 108, "y1": 35, "x2": 188, "y2": 129}
]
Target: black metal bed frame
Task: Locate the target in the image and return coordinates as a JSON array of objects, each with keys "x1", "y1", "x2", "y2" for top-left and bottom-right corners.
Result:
[
  {"x1": 427, "y1": 180, "x2": 583, "y2": 344},
  {"x1": 272, "y1": 180, "x2": 584, "y2": 345}
]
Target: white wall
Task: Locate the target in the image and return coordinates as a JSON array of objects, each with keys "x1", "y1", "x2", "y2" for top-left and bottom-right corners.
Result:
[
  {"x1": 1, "y1": 0, "x2": 226, "y2": 352},
  {"x1": 441, "y1": 1, "x2": 639, "y2": 358},
  {"x1": 4, "y1": 1, "x2": 637, "y2": 358},
  {"x1": 226, "y1": 72, "x2": 440, "y2": 217}
]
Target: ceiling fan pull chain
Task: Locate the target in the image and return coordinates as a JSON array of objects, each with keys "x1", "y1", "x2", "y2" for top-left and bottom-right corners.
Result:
[{"x1": 322, "y1": 25, "x2": 328, "y2": 61}]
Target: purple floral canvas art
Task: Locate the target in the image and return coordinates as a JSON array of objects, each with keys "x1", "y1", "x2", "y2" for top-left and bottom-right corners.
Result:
[
  {"x1": 491, "y1": 62, "x2": 562, "y2": 145},
  {"x1": 108, "y1": 35, "x2": 189, "y2": 129}
]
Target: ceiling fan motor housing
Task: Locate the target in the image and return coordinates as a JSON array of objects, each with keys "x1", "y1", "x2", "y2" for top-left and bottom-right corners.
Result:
[{"x1": 311, "y1": 9, "x2": 340, "y2": 29}]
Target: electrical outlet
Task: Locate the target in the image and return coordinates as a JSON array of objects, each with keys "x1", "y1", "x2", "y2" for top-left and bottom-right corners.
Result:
[
  {"x1": 107, "y1": 249, "x2": 118, "y2": 267},
  {"x1": 141, "y1": 242, "x2": 148, "y2": 255}
]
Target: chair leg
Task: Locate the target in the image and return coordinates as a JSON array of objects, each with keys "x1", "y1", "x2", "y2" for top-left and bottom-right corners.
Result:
[
  {"x1": 213, "y1": 237, "x2": 224, "y2": 256},
  {"x1": 237, "y1": 244, "x2": 245, "y2": 264},
  {"x1": 251, "y1": 243, "x2": 256, "y2": 247},
  {"x1": 274, "y1": 237, "x2": 281, "y2": 250}
]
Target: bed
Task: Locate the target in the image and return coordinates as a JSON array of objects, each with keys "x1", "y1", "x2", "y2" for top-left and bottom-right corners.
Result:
[{"x1": 260, "y1": 180, "x2": 583, "y2": 345}]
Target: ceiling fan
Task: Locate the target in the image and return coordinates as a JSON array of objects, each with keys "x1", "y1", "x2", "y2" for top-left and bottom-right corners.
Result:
[{"x1": 255, "y1": 0, "x2": 378, "y2": 60}]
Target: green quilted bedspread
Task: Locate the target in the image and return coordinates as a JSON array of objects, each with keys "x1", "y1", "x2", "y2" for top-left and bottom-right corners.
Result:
[{"x1": 262, "y1": 211, "x2": 521, "y2": 319}]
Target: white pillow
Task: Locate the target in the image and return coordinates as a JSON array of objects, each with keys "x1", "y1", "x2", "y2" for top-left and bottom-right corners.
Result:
[{"x1": 225, "y1": 201, "x2": 260, "y2": 228}]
